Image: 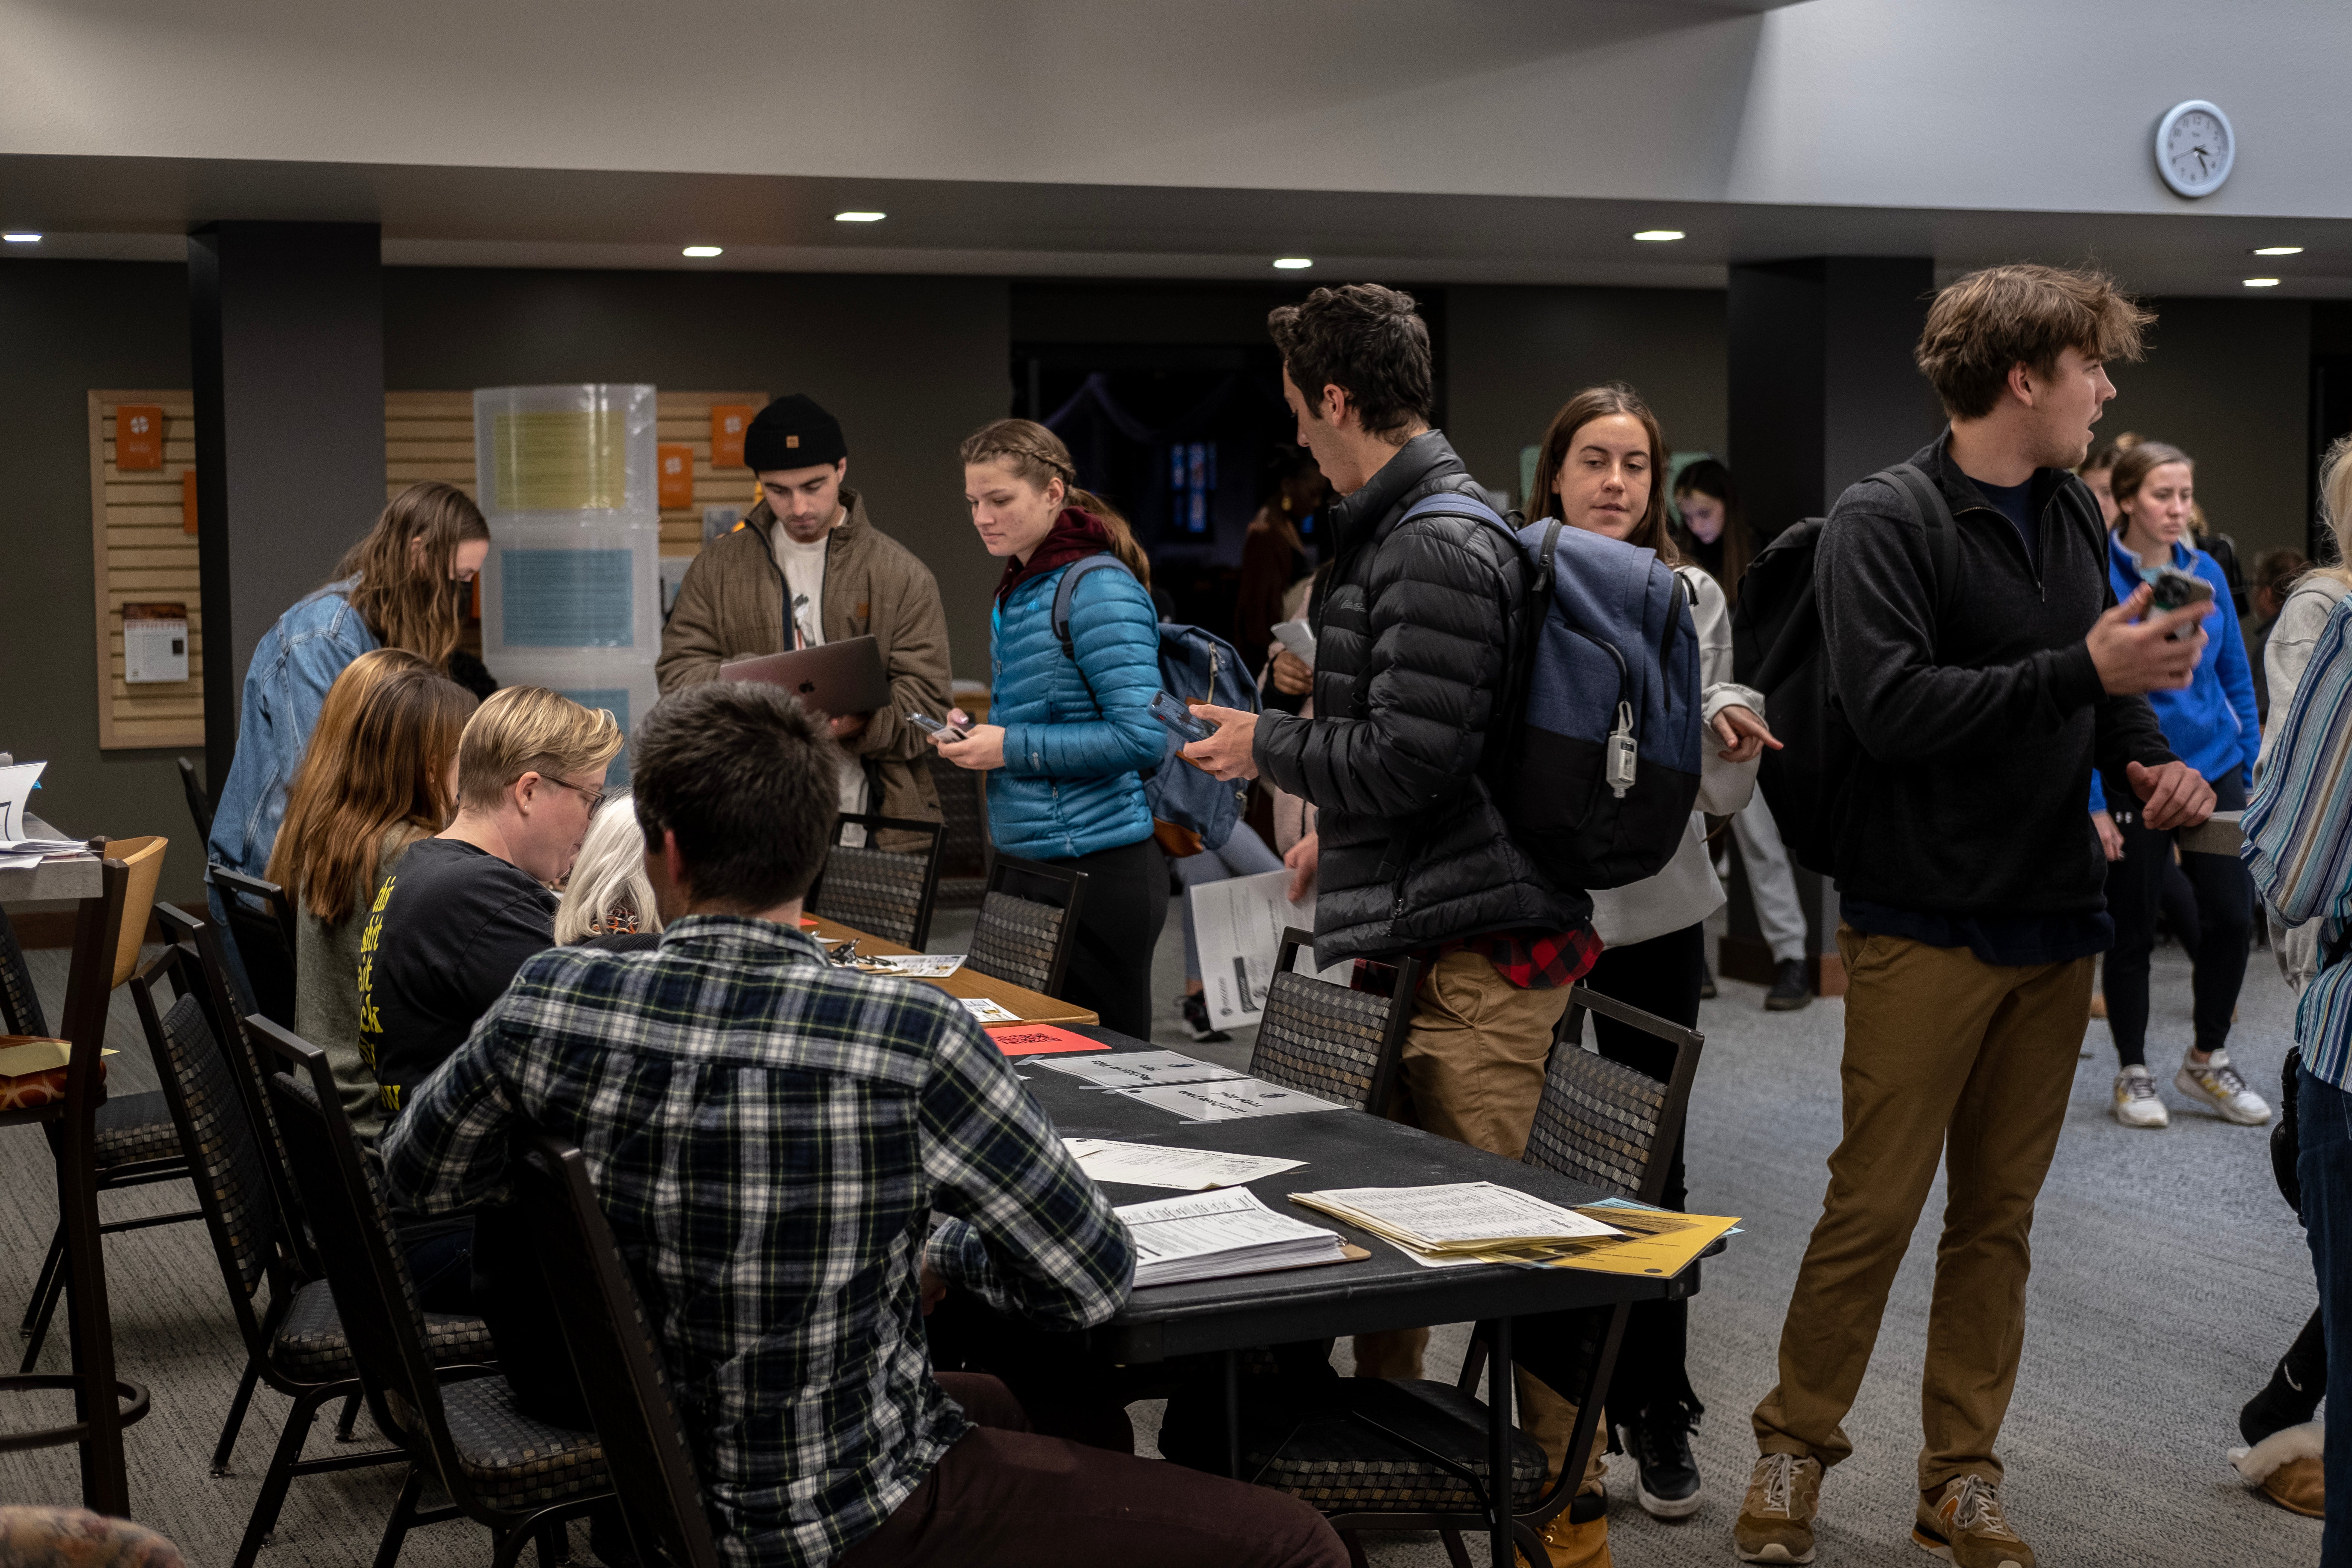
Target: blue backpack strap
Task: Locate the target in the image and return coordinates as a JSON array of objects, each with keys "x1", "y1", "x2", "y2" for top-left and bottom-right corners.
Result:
[{"x1": 1050, "y1": 553, "x2": 1136, "y2": 658}]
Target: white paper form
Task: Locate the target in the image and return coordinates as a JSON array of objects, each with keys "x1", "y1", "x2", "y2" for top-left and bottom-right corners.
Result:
[
  {"x1": 1064, "y1": 1138, "x2": 1305, "y2": 1191},
  {"x1": 1294, "y1": 1182, "x2": 1625, "y2": 1248},
  {"x1": 959, "y1": 996, "x2": 1021, "y2": 1024},
  {"x1": 1189, "y1": 870, "x2": 1352, "y2": 1028},
  {"x1": 0, "y1": 763, "x2": 47, "y2": 844},
  {"x1": 1116, "y1": 1187, "x2": 1345, "y2": 1286},
  {"x1": 846, "y1": 953, "x2": 966, "y2": 978},
  {"x1": 1115, "y1": 1077, "x2": 1345, "y2": 1122},
  {"x1": 1035, "y1": 1050, "x2": 1243, "y2": 1090}
]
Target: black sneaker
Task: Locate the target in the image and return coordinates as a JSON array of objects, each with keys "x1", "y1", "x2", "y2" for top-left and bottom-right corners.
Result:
[
  {"x1": 1617, "y1": 1404, "x2": 1702, "y2": 1519},
  {"x1": 1180, "y1": 992, "x2": 1231, "y2": 1043},
  {"x1": 1764, "y1": 958, "x2": 1811, "y2": 1012}
]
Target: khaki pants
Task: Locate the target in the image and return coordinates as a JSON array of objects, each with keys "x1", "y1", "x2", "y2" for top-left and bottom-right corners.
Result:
[
  {"x1": 1350, "y1": 951, "x2": 1601, "y2": 1487},
  {"x1": 1751, "y1": 925, "x2": 2093, "y2": 1491}
]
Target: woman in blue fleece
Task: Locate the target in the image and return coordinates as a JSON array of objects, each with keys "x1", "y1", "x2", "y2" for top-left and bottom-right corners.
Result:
[
  {"x1": 2092, "y1": 442, "x2": 2269, "y2": 1129},
  {"x1": 932, "y1": 420, "x2": 1168, "y2": 1037}
]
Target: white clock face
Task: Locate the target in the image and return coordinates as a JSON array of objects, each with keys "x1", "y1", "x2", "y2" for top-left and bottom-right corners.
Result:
[{"x1": 2157, "y1": 100, "x2": 2234, "y2": 198}]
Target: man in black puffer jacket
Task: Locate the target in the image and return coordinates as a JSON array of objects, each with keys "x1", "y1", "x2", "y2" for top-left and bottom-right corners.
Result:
[{"x1": 1185, "y1": 286, "x2": 1603, "y2": 1547}]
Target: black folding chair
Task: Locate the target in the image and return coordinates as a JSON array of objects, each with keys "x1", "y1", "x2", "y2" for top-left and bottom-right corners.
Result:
[
  {"x1": 927, "y1": 751, "x2": 992, "y2": 909},
  {"x1": 207, "y1": 866, "x2": 297, "y2": 1028},
  {"x1": 807, "y1": 813, "x2": 945, "y2": 950},
  {"x1": 126, "y1": 940, "x2": 497, "y2": 1568},
  {"x1": 249, "y1": 1016, "x2": 612, "y2": 1568},
  {"x1": 178, "y1": 757, "x2": 215, "y2": 843},
  {"x1": 966, "y1": 853, "x2": 1086, "y2": 999},
  {"x1": 510, "y1": 1135, "x2": 721, "y2": 1568},
  {"x1": 1247, "y1": 927, "x2": 1421, "y2": 1114}
]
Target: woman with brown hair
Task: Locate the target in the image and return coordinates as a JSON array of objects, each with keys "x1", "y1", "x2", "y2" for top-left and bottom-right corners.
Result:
[
  {"x1": 931, "y1": 418, "x2": 1168, "y2": 1036},
  {"x1": 1669, "y1": 458, "x2": 1754, "y2": 606},
  {"x1": 266, "y1": 648, "x2": 477, "y2": 1141},
  {"x1": 207, "y1": 480, "x2": 492, "y2": 892}
]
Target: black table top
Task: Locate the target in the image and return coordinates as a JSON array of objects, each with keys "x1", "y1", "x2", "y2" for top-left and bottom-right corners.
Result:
[{"x1": 1017, "y1": 1027, "x2": 1706, "y2": 1362}]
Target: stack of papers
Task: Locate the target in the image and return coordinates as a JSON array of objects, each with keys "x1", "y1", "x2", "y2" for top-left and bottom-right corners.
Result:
[
  {"x1": 1118, "y1": 1187, "x2": 1348, "y2": 1287},
  {"x1": 1066, "y1": 1137, "x2": 1305, "y2": 1191},
  {"x1": 1035, "y1": 1050, "x2": 1242, "y2": 1090},
  {"x1": 1114, "y1": 1076, "x2": 1344, "y2": 1121},
  {"x1": 959, "y1": 996, "x2": 1022, "y2": 1024},
  {"x1": 1289, "y1": 1182, "x2": 1625, "y2": 1265}
]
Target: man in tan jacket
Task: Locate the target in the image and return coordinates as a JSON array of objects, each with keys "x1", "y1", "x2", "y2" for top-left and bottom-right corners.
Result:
[{"x1": 658, "y1": 395, "x2": 952, "y2": 845}]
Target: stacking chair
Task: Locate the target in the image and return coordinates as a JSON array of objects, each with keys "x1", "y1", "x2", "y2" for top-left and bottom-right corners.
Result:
[
  {"x1": 511, "y1": 1135, "x2": 721, "y2": 1568},
  {"x1": 250, "y1": 1017, "x2": 614, "y2": 1568},
  {"x1": 1247, "y1": 928, "x2": 1421, "y2": 1114},
  {"x1": 1231, "y1": 984, "x2": 1707, "y2": 1568},
  {"x1": 176, "y1": 757, "x2": 215, "y2": 844},
  {"x1": 806, "y1": 813, "x2": 945, "y2": 949},
  {"x1": 926, "y1": 751, "x2": 992, "y2": 909},
  {"x1": 965, "y1": 853, "x2": 1086, "y2": 999},
  {"x1": 18, "y1": 838, "x2": 202, "y2": 1375},
  {"x1": 205, "y1": 867, "x2": 297, "y2": 1028},
  {"x1": 125, "y1": 942, "x2": 499, "y2": 1568}
]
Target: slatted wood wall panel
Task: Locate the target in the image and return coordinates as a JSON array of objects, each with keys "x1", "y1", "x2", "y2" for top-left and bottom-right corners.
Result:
[{"x1": 92, "y1": 389, "x2": 766, "y2": 749}]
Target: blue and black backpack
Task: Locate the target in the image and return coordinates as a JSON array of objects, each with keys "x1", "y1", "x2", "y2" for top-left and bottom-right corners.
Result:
[
  {"x1": 1405, "y1": 493, "x2": 1704, "y2": 891},
  {"x1": 1051, "y1": 554, "x2": 1259, "y2": 856}
]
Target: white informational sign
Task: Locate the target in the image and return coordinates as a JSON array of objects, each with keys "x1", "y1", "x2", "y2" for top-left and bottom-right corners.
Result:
[
  {"x1": 1114, "y1": 1077, "x2": 1346, "y2": 1122},
  {"x1": 1188, "y1": 869, "x2": 1350, "y2": 1029},
  {"x1": 1034, "y1": 1050, "x2": 1242, "y2": 1091},
  {"x1": 122, "y1": 609, "x2": 190, "y2": 684},
  {"x1": 0, "y1": 762, "x2": 47, "y2": 844}
]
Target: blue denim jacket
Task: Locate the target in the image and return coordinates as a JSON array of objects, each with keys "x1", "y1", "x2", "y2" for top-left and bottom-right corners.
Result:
[{"x1": 205, "y1": 579, "x2": 377, "y2": 879}]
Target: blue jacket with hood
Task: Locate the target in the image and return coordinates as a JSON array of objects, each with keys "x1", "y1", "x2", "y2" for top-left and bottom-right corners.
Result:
[{"x1": 2089, "y1": 533, "x2": 2258, "y2": 811}]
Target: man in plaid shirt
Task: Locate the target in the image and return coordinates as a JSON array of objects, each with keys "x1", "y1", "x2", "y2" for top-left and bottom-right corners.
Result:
[{"x1": 382, "y1": 682, "x2": 1344, "y2": 1568}]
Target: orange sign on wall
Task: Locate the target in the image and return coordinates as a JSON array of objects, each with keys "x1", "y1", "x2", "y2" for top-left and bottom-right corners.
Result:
[
  {"x1": 182, "y1": 470, "x2": 198, "y2": 534},
  {"x1": 657, "y1": 443, "x2": 695, "y2": 509},
  {"x1": 117, "y1": 404, "x2": 165, "y2": 470},
  {"x1": 711, "y1": 404, "x2": 754, "y2": 468}
]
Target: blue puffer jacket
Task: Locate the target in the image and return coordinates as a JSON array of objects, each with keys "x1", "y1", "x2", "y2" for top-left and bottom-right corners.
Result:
[
  {"x1": 2089, "y1": 533, "x2": 2259, "y2": 810},
  {"x1": 985, "y1": 554, "x2": 1164, "y2": 860}
]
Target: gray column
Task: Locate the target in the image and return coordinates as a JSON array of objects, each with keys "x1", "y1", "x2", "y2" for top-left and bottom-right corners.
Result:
[
  {"x1": 190, "y1": 222, "x2": 385, "y2": 786},
  {"x1": 1721, "y1": 256, "x2": 1942, "y2": 994}
]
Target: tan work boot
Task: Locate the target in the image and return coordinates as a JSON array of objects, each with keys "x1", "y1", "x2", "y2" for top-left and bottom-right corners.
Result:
[
  {"x1": 1912, "y1": 1475, "x2": 2034, "y2": 1567},
  {"x1": 1734, "y1": 1452, "x2": 1821, "y2": 1563},
  {"x1": 1516, "y1": 1505, "x2": 1609, "y2": 1568}
]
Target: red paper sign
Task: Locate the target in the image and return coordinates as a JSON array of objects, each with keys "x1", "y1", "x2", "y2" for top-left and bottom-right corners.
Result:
[
  {"x1": 657, "y1": 443, "x2": 695, "y2": 509},
  {"x1": 117, "y1": 404, "x2": 164, "y2": 470},
  {"x1": 988, "y1": 1024, "x2": 1109, "y2": 1057},
  {"x1": 711, "y1": 405, "x2": 754, "y2": 468}
]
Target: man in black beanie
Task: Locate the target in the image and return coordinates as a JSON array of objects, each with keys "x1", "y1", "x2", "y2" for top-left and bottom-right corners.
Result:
[{"x1": 659, "y1": 394, "x2": 952, "y2": 848}]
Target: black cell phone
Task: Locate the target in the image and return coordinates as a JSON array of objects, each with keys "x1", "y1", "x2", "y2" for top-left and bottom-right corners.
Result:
[
  {"x1": 905, "y1": 711, "x2": 966, "y2": 741},
  {"x1": 1150, "y1": 691, "x2": 1216, "y2": 744},
  {"x1": 2149, "y1": 565, "x2": 2214, "y2": 639}
]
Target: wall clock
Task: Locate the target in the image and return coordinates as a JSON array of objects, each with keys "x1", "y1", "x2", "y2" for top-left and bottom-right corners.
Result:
[{"x1": 2156, "y1": 100, "x2": 2234, "y2": 198}]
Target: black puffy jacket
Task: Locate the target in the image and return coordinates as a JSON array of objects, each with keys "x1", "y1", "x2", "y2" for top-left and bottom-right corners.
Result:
[{"x1": 1252, "y1": 431, "x2": 1589, "y2": 962}]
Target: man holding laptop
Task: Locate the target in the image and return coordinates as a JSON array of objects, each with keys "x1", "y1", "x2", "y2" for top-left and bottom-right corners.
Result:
[{"x1": 659, "y1": 394, "x2": 952, "y2": 847}]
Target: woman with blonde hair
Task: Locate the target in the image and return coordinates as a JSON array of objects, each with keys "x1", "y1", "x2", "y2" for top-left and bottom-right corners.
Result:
[
  {"x1": 266, "y1": 648, "x2": 478, "y2": 1140},
  {"x1": 208, "y1": 481, "x2": 493, "y2": 892},
  {"x1": 554, "y1": 793, "x2": 663, "y2": 950},
  {"x1": 931, "y1": 418, "x2": 1167, "y2": 1035}
]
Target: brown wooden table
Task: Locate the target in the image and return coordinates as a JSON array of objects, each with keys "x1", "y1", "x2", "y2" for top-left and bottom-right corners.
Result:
[{"x1": 802, "y1": 914, "x2": 1098, "y2": 1028}]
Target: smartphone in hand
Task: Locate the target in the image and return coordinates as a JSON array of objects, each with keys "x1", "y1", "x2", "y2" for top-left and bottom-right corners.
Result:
[
  {"x1": 1150, "y1": 691, "x2": 1216, "y2": 744},
  {"x1": 905, "y1": 710, "x2": 967, "y2": 741}
]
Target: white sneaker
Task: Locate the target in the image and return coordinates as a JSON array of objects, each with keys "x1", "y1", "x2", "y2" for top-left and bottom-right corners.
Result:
[
  {"x1": 2176, "y1": 1050, "x2": 2272, "y2": 1125},
  {"x1": 2113, "y1": 1066, "x2": 2169, "y2": 1128}
]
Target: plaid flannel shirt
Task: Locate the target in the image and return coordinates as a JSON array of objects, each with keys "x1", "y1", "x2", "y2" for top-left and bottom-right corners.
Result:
[{"x1": 378, "y1": 916, "x2": 1134, "y2": 1568}]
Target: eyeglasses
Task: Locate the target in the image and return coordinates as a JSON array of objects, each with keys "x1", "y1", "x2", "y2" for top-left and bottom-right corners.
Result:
[{"x1": 545, "y1": 776, "x2": 606, "y2": 816}]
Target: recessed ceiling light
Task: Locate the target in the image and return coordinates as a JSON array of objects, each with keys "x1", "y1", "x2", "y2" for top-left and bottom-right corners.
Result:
[
  {"x1": 1631, "y1": 230, "x2": 1685, "y2": 242},
  {"x1": 681, "y1": 245, "x2": 723, "y2": 258},
  {"x1": 2244, "y1": 277, "x2": 2282, "y2": 288},
  {"x1": 1272, "y1": 257, "x2": 1314, "y2": 270},
  {"x1": 2252, "y1": 246, "x2": 2305, "y2": 256},
  {"x1": 2, "y1": 233, "x2": 40, "y2": 243},
  {"x1": 833, "y1": 211, "x2": 886, "y2": 223}
]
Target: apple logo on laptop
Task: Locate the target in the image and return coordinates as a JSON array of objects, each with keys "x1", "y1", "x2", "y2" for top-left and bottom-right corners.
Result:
[{"x1": 798, "y1": 680, "x2": 816, "y2": 694}]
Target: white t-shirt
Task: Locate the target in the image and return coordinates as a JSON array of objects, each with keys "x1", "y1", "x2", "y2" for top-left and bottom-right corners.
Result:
[{"x1": 771, "y1": 515, "x2": 870, "y2": 834}]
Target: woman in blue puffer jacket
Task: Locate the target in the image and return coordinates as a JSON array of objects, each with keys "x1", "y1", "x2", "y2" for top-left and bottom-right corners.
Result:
[
  {"x1": 2089, "y1": 441, "x2": 2269, "y2": 1132},
  {"x1": 933, "y1": 419, "x2": 1168, "y2": 1036}
]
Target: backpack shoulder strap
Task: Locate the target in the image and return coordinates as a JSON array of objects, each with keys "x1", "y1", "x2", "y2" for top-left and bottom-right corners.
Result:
[
  {"x1": 1050, "y1": 553, "x2": 1136, "y2": 658},
  {"x1": 1885, "y1": 462, "x2": 1960, "y2": 624}
]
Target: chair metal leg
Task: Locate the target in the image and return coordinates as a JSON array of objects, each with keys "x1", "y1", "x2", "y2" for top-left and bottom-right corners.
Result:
[
  {"x1": 1488, "y1": 1317, "x2": 1514, "y2": 1568},
  {"x1": 534, "y1": 1520, "x2": 568, "y2": 1568},
  {"x1": 213, "y1": 1352, "x2": 264, "y2": 1474},
  {"x1": 371, "y1": 1465, "x2": 427, "y2": 1568},
  {"x1": 337, "y1": 1390, "x2": 363, "y2": 1441},
  {"x1": 1437, "y1": 1528, "x2": 1473, "y2": 1568},
  {"x1": 19, "y1": 1224, "x2": 64, "y2": 1335},
  {"x1": 18, "y1": 1237, "x2": 69, "y2": 1374},
  {"x1": 231, "y1": 1383, "x2": 335, "y2": 1568}
]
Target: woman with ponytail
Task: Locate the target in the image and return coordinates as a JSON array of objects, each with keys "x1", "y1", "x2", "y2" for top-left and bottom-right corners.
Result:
[{"x1": 933, "y1": 419, "x2": 1168, "y2": 1035}]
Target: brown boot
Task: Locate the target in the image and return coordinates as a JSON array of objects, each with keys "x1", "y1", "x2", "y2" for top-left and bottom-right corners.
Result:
[
  {"x1": 1912, "y1": 1475, "x2": 2035, "y2": 1568},
  {"x1": 1517, "y1": 1501, "x2": 1609, "y2": 1568},
  {"x1": 1733, "y1": 1452, "x2": 1820, "y2": 1563},
  {"x1": 2233, "y1": 1421, "x2": 2324, "y2": 1517}
]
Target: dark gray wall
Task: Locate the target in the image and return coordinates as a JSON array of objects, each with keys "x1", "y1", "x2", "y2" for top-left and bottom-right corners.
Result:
[
  {"x1": 0, "y1": 260, "x2": 204, "y2": 903},
  {"x1": 383, "y1": 268, "x2": 1014, "y2": 679},
  {"x1": 1446, "y1": 285, "x2": 1728, "y2": 511}
]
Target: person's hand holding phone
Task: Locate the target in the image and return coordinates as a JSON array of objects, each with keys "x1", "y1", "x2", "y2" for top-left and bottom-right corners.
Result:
[
  {"x1": 2089, "y1": 583, "x2": 2208, "y2": 694},
  {"x1": 928, "y1": 707, "x2": 1005, "y2": 771}
]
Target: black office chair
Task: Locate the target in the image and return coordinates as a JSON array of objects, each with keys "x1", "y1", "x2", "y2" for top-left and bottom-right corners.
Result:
[
  {"x1": 249, "y1": 1016, "x2": 613, "y2": 1568},
  {"x1": 1229, "y1": 986, "x2": 1707, "y2": 1568},
  {"x1": 927, "y1": 751, "x2": 992, "y2": 909},
  {"x1": 966, "y1": 853, "x2": 1086, "y2": 999},
  {"x1": 1247, "y1": 927, "x2": 1421, "y2": 1114},
  {"x1": 511, "y1": 1135, "x2": 722, "y2": 1568},
  {"x1": 207, "y1": 865, "x2": 297, "y2": 1027},
  {"x1": 126, "y1": 939, "x2": 497, "y2": 1568},
  {"x1": 806, "y1": 814, "x2": 945, "y2": 950},
  {"x1": 177, "y1": 757, "x2": 215, "y2": 843}
]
